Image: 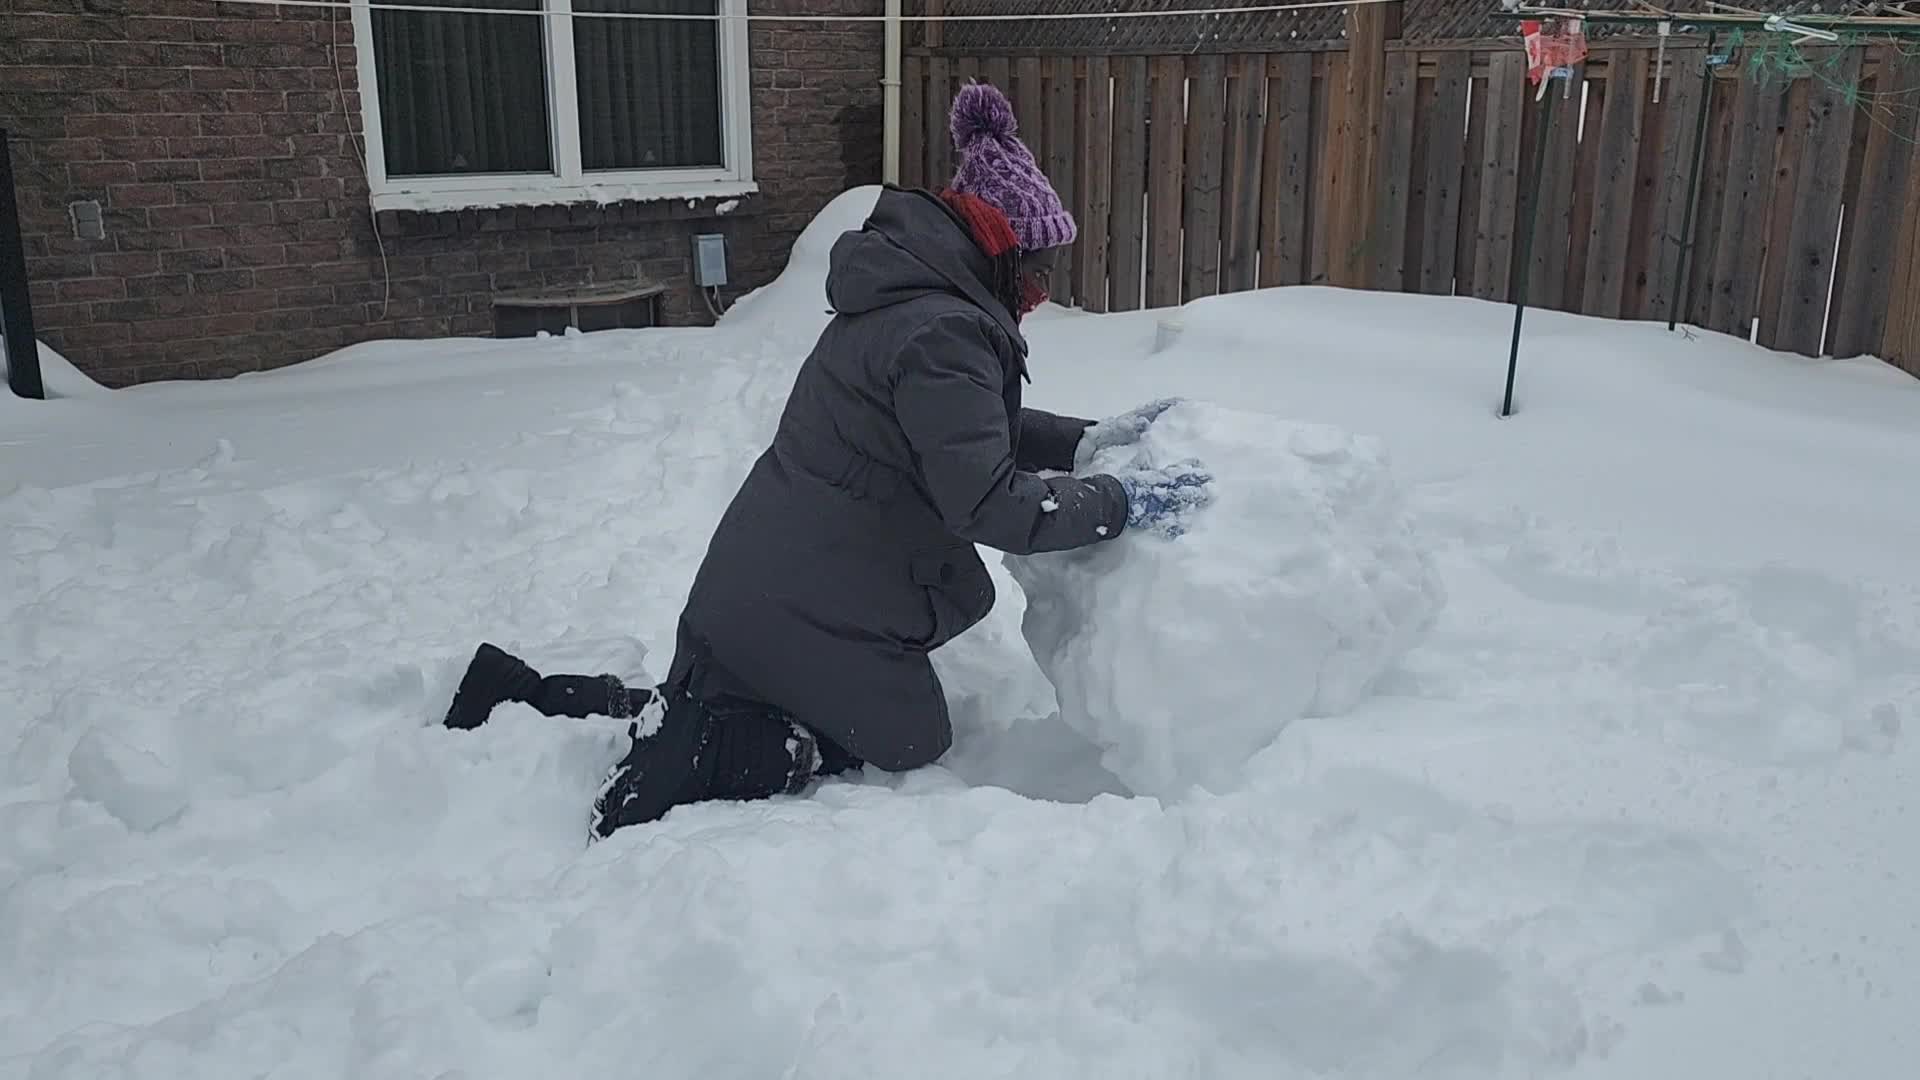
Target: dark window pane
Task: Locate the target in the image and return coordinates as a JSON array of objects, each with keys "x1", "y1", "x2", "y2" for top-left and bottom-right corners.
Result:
[
  {"x1": 574, "y1": 0, "x2": 725, "y2": 171},
  {"x1": 370, "y1": 0, "x2": 553, "y2": 178}
]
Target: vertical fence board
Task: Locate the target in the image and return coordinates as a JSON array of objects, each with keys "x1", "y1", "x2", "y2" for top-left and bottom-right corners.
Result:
[
  {"x1": 1080, "y1": 55, "x2": 1115, "y2": 313},
  {"x1": 1773, "y1": 48, "x2": 1862, "y2": 356},
  {"x1": 985, "y1": 56, "x2": 1011, "y2": 96},
  {"x1": 1583, "y1": 50, "x2": 1648, "y2": 318},
  {"x1": 1635, "y1": 47, "x2": 1704, "y2": 323},
  {"x1": 1686, "y1": 70, "x2": 1730, "y2": 329},
  {"x1": 1756, "y1": 79, "x2": 1810, "y2": 349},
  {"x1": 1222, "y1": 54, "x2": 1266, "y2": 293},
  {"x1": 1684, "y1": 68, "x2": 1735, "y2": 327},
  {"x1": 1706, "y1": 71, "x2": 1780, "y2": 336},
  {"x1": 1313, "y1": 53, "x2": 1342, "y2": 286},
  {"x1": 1563, "y1": 78, "x2": 1606, "y2": 308},
  {"x1": 1753, "y1": 78, "x2": 1804, "y2": 348},
  {"x1": 1473, "y1": 53, "x2": 1525, "y2": 301},
  {"x1": 1109, "y1": 56, "x2": 1149, "y2": 312},
  {"x1": 1331, "y1": 49, "x2": 1363, "y2": 285},
  {"x1": 1455, "y1": 71, "x2": 1488, "y2": 297},
  {"x1": 1823, "y1": 68, "x2": 1874, "y2": 353},
  {"x1": 1261, "y1": 52, "x2": 1313, "y2": 287},
  {"x1": 1182, "y1": 55, "x2": 1227, "y2": 301},
  {"x1": 1015, "y1": 57, "x2": 1045, "y2": 150},
  {"x1": 1516, "y1": 64, "x2": 1544, "y2": 255},
  {"x1": 1833, "y1": 49, "x2": 1920, "y2": 358},
  {"x1": 1529, "y1": 68, "x2": 1584, "y2": 311},
  {"x1": 1045, "y1": 56, "x2": 1078, "y2": 304},
  {"x1": 1516, "y1": 66, "x2": 1544, "y2": 281},
  {"x1": 1147, "y1": 55, "x2": 1187, "y2": 307},
  {"x1": 927, "y1": 56, "x2": 952, "y2": 188},
  {"x1": 1621, "y1": 69, "x2": 1666, "y2": 321},
  {"x1": 1334, "y1": 2, "x2": 1393, "y2": 288},
  {"x1": 1373, "y1": 50, "x2": 1418, "y2": 291},
  {"x1": 1419, "y1": 51, "x2": 1470, "y2": 295},
  {"x1": 1403, "y1": 70, "x2": 1435, "y2": 288},
  {"x1": 902, "y1": 54, "x2": 926, "y2": 190}
]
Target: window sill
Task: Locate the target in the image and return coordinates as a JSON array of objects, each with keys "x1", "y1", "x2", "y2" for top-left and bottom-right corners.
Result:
[{"x1": 368, "y1": 178, "x2": 761, "y2": 215}]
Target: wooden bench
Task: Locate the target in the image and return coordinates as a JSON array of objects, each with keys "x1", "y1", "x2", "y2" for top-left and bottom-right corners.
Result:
[{"x1": 492, "y1": 280, "x2": 669, "y2": 338}]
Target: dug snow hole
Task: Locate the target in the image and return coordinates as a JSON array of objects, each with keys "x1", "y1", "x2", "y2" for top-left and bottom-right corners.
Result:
[{"x1": 1005, "y1": 400, "x2": 1445, "y2": 798}]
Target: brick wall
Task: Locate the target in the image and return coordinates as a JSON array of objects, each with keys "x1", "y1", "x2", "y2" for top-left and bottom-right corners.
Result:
[{"x1": 0, "y1": 0, "x2": 884, "y2": 387}]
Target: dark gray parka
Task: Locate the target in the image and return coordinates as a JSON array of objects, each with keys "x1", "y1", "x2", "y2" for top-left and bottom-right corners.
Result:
[{"x1": 665, "y1": 187, "x2": 1128, "y2": 770}]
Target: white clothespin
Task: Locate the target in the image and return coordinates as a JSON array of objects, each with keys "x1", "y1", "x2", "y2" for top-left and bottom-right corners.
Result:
[{"x1": 1764, "y1": 13, "x2": 1840, "y2": 44}]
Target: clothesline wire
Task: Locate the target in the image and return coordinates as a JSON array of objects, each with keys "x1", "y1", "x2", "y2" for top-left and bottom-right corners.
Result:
[{"x1": 199, "y1": 0, "x2": 1401, "y2": 25}]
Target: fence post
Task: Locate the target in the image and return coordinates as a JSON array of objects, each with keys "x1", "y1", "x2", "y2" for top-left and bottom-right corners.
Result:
[
  {"x1": 1, "y1": 128, "x2": 45, "y2": 401},
  {"x1": 1330, "y1": 0, "x2": 1402, "y2": 289}
]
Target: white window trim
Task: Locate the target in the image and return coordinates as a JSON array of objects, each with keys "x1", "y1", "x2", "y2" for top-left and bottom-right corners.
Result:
[{"x1": 349, "y1": 0, "x2": 756, "y2": 214}]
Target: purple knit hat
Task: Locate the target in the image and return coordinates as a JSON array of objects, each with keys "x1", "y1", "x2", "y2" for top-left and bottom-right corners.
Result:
[{"x1": 946, "y1": 82, "x2": 1077, "y2": 252}]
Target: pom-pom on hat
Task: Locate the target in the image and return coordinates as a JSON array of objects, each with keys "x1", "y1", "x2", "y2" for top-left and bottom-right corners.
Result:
[{"x1": 945, "y1": 82, "x2": 1077, "y2": 252}]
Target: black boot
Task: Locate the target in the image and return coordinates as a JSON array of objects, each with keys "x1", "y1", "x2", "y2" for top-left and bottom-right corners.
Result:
[
  {"x1": 443, "y1": 643, "x2": 543, "y2": 730},
  {"x1": 445, "y1": 643, "x2": 657, "y2": 730},
  {"x1": 588, "y1": 692, "x2": 820, "y2": 840}
]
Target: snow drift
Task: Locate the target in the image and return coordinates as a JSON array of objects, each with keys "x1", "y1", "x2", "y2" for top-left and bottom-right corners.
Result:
[
  {"x1": 0, "y1": 338, "x2": 108, "y2": 401},
  {"x1": 1005, "y1": 400, "x2": 1446, "y2": 798}
]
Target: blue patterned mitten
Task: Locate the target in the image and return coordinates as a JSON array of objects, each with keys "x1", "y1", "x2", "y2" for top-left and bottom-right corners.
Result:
[{"x1": 1117, "y1": 462, "x2": 1214, "y2": 539}]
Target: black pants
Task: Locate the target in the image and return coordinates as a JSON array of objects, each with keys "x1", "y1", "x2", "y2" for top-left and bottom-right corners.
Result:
[{"x1": 531, "y1": 638, "x2": 862, "y2": 813}]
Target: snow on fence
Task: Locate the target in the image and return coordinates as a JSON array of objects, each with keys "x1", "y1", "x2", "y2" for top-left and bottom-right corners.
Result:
[{"x1": 901, "y1": 36, "x2": 1920, "y2": 375}]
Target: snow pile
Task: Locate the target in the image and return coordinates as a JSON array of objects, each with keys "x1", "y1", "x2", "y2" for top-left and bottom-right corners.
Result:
[
  {"x1": 718, "y1": 185, "x2": 880, "y2": 333},
  {"x1": 1006, "y1": 400, "x2": 1445, "y2": 797},
  {"x1": 0, "y1": 337, "x2": 108, "y2": 400}
]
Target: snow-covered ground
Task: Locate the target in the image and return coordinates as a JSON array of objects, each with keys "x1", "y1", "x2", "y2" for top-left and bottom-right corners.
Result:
[{"x1": 4, "y1": 186, "x2": 1917, "y2": 1079}]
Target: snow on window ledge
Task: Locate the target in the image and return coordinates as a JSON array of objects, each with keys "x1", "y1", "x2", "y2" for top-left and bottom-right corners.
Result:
[{"x1": 368, "y1": 179, "x2": 761, "y2": 216}]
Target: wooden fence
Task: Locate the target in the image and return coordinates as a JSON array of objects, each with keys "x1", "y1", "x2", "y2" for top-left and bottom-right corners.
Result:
[{"x1": 900, "y1": 37, "x2": 1920, "y2": 376}]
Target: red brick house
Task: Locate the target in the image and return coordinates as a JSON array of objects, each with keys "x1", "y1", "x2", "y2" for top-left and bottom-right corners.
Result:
[{"x1": 1, "y1": 0, "x2": 884, "y2": 386}]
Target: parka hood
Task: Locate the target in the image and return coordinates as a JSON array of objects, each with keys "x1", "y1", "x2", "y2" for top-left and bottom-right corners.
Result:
[{"x1": 823, "y1": 187, "x2": 1027, "y2": 354}]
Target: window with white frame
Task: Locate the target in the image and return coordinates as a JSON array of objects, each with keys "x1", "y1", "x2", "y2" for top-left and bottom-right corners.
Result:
[{"x1": 349, "y1": 0, "x2": 755, "y2": 212}]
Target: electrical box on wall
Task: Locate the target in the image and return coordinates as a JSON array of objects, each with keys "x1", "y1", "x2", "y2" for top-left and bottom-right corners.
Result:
[
  {"x1": 693, "y1": 233, "x2": 729, "y2": 288},
  {"x1": 69, "y1": 200, "x2": 105, "y2": 241}
]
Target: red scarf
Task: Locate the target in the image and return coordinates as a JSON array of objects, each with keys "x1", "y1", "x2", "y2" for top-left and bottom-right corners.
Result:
[{"x1": 939, "y1": 190, "x2": 1048, "y2": 318}]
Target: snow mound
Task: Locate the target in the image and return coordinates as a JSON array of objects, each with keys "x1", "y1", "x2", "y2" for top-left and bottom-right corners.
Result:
[
  {"x1": 718, "y1": 185, "x2": 881, "y2": 332},
  {"x1": 0, "y1": 338, "x2": 109, "y2": 399},
  {"x1": 66, "y1": 728, "x2": 191, "y2": 832},
  {"x1": 1006, "y1": 401, "x2": 1446, "y2": 797}
]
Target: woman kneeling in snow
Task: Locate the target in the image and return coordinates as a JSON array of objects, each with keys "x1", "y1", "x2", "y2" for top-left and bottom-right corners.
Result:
[{"x1": 442, "y1": 84, "x2": 1203, "y2": 839}]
